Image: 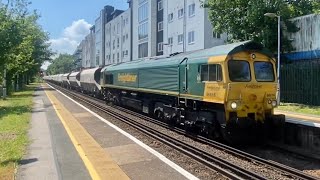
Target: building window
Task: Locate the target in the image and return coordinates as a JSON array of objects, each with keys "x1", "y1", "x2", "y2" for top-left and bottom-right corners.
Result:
[
  {"x1": 113, "y1": 40, "x2": 115, "y2": 49},
  {"x1": 126, "y1": 50, "x2": 128, "y2": 55},
  {"x1": 189, "y1": 3, "x2": 195, "y2": 17},
  {"x1": 138, "y1": 22, "x2": 148, "y2": 40},
  {"x1": 126, "y1": 34, "x2": 128, "y2": 39},
  {"x1": 138, "y1": 42, "x2": 148, "y2": 58},
  {"x1": 138, "y1": 2, "x2": 148, "y2": 23},
  {"x1": 113, "y1": 25, "x2": 116, "y2": 32},
  {"x1": 113, "y1": 54, "x2": 115, "y2": 62},
  {"x1": 158, "y1": 42, "x2": 163, "y2": 52},
  {"x1": 178, "y1": 8, "x2": 184, "y2": 19},
  {"x1": 123, "y1": 35, "x2": 126, "y2": 43},
  {"x1": 200, "y1": 64, "x2": 223, "y2": 82},
  {"x1": 117, "y1": 53, "x2": 119, "y2": 62},
  {"x1": 117, "y1": 23, "x2": 120, "y2": 34},
  {"x1": 168, "y1": 37, "x2": 173, "y2": 45},
  {"x1": 212, "y1": 31, "x2": 221, "y2": 39},
  {"x1": 158, "y1": 21, "x2": 163, "y2": 31},
  {"x1": 178, "y1": 34, "x2": 184, "y2": 44},
  {"x1": 168, "y1": 13, "x2": 173, "y2": 22},
  {"x1": 158, "y1": 1, "x2": 163, "y2": 11},
  {"x1": 188, "y1": 31, "x2": 195, "y2": 44},
  {"x1": 117, "y1": 38, "x2": 119, "y2": 48}
]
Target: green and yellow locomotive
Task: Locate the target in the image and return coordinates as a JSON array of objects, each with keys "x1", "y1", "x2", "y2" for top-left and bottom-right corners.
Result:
[{"x1": 100, "y1": 41, "x2": 285, "y2": 143}]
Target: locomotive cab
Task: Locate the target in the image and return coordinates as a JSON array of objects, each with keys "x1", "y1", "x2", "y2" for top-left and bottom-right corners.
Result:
[{"x1": 223, "y1": 51, "x2": 285, "y2": 142}]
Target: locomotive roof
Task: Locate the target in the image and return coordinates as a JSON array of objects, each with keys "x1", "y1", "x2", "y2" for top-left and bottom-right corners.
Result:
[{"x1": 102, "y1": 41, "x2": 273, "y2": 71}]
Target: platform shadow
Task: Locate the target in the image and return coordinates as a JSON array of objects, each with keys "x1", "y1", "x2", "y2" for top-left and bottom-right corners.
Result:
[
  {"x1": 18, "y1": 158, "x2": 38, "y2": 165},
  {"x1": 0, "y1": 105, "x2": 31, "y2": 119},
  {"x1": 34, "y1": 87, "x2": 55, "y2": 91},
  {"x1": 1, "y1": 158, "x2": 38, "y2": 166}
]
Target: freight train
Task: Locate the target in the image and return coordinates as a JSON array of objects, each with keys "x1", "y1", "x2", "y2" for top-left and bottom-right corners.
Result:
[{"x1": 44, "y1": 41, "x2": 285, "y2": 143}]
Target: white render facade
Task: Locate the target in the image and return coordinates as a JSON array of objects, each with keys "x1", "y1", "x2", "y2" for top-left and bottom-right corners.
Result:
[
  {"x1": 132, "y1": 0, "x2": 158, "y2": 59},
  {"x1": 105, "y1": 9, "x2": 131, "y2": 65},
  {"x1": 287, "y1": 14, "x2": 320, "y2": 52},
  {"x1": 81, "y1": 27, "x2": 96, "y2": 68},
  {"x1": 131, "y1": 0, "x2": 227, "y2": 60},
  {"x1": 75, "y1": 1, "x2": 227, "y2": 68},
  {"x1": 94, "y1": 15, "x2": 103, "y2": 66},
  {"x1": 163, "y1": 0, "x2": 226, "y2": 56}
]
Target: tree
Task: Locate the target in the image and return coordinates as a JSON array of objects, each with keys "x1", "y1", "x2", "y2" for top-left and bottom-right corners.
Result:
[
  {"x1": 202, "y1": 0, "x2": 318, "y2": 54},
  {"x1": 0, "y1": 0, "x2": 52, "y2": 93},
  {"x1": 46, "y1": 54, "x2": 75, "y2": 75}
]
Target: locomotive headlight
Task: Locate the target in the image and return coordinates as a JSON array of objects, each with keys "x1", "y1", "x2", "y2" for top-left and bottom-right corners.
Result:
[
  {"x1": 271, "y1": 100, "x2": 277, "y2": 107},
  {"x1": 231, "y1": 102, "x2": 237, "y2": 109}
]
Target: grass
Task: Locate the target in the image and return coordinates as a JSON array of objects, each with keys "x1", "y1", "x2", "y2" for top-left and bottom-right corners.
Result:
[
  {"x1": 0, "y1": 84, "x2": 38, "y2": 180},
  {"x1": 277, "y1": 103, "x2": 320, "y2": 116}
]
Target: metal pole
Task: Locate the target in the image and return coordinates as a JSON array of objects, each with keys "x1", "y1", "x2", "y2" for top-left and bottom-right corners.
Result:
[
  {"x1": 183, "y1": 0, "x2": 186, "y2": 52},
  {"x1": 3, "y1": 68, "x2": 7, "y2": 99},
  {"x1": 277, "y1": 16, "x2": 281, "y2": 105}
]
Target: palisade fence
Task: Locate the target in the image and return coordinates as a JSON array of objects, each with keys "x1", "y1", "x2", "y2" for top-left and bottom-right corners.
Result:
[{"x1": 280, "y1": 60, "x2": 320, "y2": 106}]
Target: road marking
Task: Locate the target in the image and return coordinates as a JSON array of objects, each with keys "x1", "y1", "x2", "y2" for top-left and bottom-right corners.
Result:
[
  {"x1": 44, "y1": 85, "x2": 130, "y2": 180},
  {"x1": 47, "y1": 83, "x2": 199, "y2": 180}
]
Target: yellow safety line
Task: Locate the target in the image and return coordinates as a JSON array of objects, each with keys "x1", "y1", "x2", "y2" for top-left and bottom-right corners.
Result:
[{"x1": 44, "y1": 85, "x2": 130, "y2": 180}]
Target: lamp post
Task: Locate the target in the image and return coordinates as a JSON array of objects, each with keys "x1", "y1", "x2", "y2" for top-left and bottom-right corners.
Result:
[{"x1": 264, "y1": 12, "x2": 281, "y2": 105}]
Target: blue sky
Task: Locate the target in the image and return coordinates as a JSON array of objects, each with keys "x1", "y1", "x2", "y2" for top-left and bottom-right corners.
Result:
[{"x1": 29, "y1": 0, "x2": 128, "y2": 55}]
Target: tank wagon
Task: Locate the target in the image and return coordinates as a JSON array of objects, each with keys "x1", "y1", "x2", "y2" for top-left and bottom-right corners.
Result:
[
  {"x1": 100, "y1": 41, "x2": 285, "y2": 143},
  {"x1": 80, "y1": 67, "x2": 102, "y2": 97},
  {"x1": 68, "y1": 71, "x2": 81, "y2": 90},
  {"x1": 62, "y1": 73, "x2": 70, "y2": 88}
]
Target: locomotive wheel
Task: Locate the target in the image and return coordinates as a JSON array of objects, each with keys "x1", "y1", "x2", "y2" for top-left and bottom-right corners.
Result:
[{"x1": 154, "y1": 110, "x2": 164, "y2": 121}]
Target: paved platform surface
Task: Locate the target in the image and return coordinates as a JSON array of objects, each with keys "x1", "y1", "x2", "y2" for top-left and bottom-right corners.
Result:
[
  {"x1": 17, "y1": 84, "x2": 197, "y2": 180},
  {"x1": 17, "y1": 86, "x2": 91, "y2": 180},
  {"x1": 275, "y1": 110, "x2": 320, "y2": 127}
]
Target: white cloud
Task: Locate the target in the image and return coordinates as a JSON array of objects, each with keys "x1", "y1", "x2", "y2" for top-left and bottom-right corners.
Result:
[
  {"x1": 63, "y1": 19, "x2": 92, "y2": 42},
  {"x1": 49, "y1": 19, "x2": 92, "y2": 55}
]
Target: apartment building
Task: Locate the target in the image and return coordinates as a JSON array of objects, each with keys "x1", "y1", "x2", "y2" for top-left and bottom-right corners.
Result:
[
  {"x1": 131, "y1": 0, "x2": 158, "y2": 59},
  {"x1": 75, "y1": 1, "x2": 226, "y2": 68},
  {"x1": 94, "y1": 6, "x2": 122, "y2": 67},
  {"x1": 163, "y1": 0, "x2": 226, "y2": 56},
  {"x1": 105, "y1": 9, "x2": 131, "y2": 65},
  {"x1": 81, "y1": 26, "x2": 95, "y2": 68},
  {"x1": 131, "y1": 0, "x2": 226, "y2": 60}
]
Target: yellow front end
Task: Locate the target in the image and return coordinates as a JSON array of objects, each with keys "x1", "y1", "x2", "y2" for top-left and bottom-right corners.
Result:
[
  {"x1": 224, "y1": 52, "x2": 280, "y2": 128},
  {"x1": 226, "y1": 83, "x2": 278, "y2": 122}
]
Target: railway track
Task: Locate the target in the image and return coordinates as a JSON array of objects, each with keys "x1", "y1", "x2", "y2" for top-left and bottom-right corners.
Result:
[{"x1": 48, "y1": 82, "x2": 318, "y2": 180}]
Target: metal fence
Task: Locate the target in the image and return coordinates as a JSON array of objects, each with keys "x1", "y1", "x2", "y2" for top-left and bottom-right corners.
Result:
[
  {"x1": 280, "y1": 60, "x2": 320, "y2": 106},
  {"x1": 0, "y1": 85, "x2": 2, "y2": 98}
]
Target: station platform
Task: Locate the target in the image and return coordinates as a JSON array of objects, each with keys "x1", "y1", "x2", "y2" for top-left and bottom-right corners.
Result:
[
  {"x1": 275, "y1": 110, "x2": 320, "y2": 128},
  {"x1": 17, "y1": 84, "x2": 197, "y2": 180}
]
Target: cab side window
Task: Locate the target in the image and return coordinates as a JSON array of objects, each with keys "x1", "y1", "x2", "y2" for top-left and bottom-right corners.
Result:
[
  {"x1": 200, "y1": 64, "x2": 222, "y2": 82},
  {"x1": 105, "y1": 74, "x2": 113, "y2": 84}
]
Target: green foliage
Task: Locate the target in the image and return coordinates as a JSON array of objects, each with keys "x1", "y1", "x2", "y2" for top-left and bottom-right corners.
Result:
[
  {"x1": 46, "y1": 54, "x2": 75, "y2": 75},
  {"x1": 0, "y1": 0, "x2": 52, "y2": 93},
  {"x1": 0, "y1": 84, "x2": 35, "y2": 179},
  {"x1": 203, "y1": 0, "x2": 318, "y2": 53}
]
